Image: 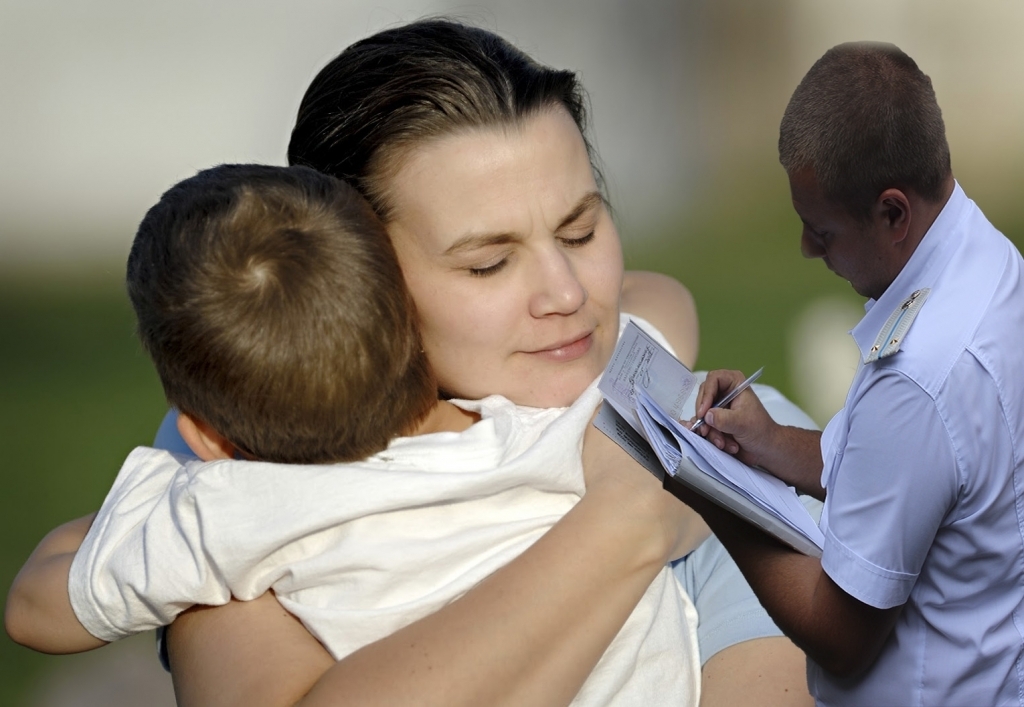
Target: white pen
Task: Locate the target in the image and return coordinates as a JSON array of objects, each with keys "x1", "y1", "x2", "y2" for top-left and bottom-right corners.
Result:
[{"x1": 690, "y1": 366, "x2": 764, "y2": 432}]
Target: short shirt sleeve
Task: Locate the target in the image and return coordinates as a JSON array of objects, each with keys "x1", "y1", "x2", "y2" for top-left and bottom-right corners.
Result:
[{"x1": 821, "y1": 371, "x2": 959, "y2": 609}]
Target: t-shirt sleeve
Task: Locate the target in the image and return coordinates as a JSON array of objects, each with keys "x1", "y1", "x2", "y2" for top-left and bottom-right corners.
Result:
[
  {"x1": 68, "y1": 448, "x2": 232, "y2": 641},
  {"x1": 820, "y1": 371, "x2": 959, "y2": 609}
]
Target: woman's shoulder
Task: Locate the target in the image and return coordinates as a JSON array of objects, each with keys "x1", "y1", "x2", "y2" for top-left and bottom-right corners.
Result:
[{"x1": 621, "y1": 271, "x2": 699, "y2": 368}]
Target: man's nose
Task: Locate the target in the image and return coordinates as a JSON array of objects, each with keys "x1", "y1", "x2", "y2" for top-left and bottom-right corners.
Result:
[{"x1": 801, "y1": 228, "x2": 826, "y2": 259}]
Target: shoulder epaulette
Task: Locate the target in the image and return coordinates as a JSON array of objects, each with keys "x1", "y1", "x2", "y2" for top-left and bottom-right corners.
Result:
[{"x1": 864, "y1": 288, "x2": 930, "y2": 363}]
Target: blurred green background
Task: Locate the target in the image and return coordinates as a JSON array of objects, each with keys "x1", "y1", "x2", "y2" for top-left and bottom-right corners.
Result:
[
  {"x1": 0, "y1": 271, "x2": 169, "y2": 703},
  {"x1": 2, "y1": 1, "x2": 1023, "y2": 704}
]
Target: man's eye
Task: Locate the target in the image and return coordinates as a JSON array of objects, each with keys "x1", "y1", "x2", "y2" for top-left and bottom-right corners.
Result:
[
  {"x1": 560, "y1": 232, "x2": 595, "y2": 248},
  {"x1": 468, "y1": 258, "x2": 509, "y2": 277}
]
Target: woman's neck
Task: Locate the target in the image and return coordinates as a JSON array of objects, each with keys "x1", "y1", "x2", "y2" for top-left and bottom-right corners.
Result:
[{"x1": 408, "y1": 400, "x2": 480, "y2": 436}]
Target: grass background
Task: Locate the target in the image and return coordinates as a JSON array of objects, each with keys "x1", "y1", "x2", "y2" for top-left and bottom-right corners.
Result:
[
  {"x1": 0, "y1": 272, "x2": 169, "y2": 704},
  {"x1": 1, "y1": 175, "x2": 1020, "y2": 704}
]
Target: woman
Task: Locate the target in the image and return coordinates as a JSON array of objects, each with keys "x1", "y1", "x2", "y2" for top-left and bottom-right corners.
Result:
[
  {"x1": 163, "y1": 20, "x2": 813, "y2": 707},
  {"x1": 5, "y1": 18, "x2": 812, "y2": 706}
]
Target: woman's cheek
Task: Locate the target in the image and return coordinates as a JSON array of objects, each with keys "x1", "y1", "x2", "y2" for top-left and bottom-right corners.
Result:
[
  {"x1": 584, "y1": 236, "x2": 624, "y2": 311},
  {"x1": 420, "y1": 290, "x2": 510, "y2": 399}
]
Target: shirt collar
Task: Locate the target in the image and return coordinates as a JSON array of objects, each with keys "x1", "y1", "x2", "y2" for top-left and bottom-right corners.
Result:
[{"x1": 851, "y1": 181, "x2": 968, "y2": 358}]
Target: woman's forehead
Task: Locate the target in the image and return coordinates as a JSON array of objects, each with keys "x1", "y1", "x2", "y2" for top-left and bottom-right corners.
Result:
[{"x1": 385, "y1": 109, "x2": 599, "y2": 248}]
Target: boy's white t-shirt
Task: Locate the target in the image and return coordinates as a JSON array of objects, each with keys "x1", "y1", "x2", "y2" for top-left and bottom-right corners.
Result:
[{"x1": 69, "y1": 314, "x2": 700, "y2": 706}]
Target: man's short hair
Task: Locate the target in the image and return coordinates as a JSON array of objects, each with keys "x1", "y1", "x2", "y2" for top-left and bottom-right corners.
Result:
[
  {"x1": 779, "y1": 42, "x2": 951, "y2": 220},
  {"x1": 127, "y1": 164, "x2": 436, "y2": 464}
]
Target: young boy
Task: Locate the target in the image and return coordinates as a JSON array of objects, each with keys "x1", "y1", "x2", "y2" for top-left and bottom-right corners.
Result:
[{"x1": 5, "y1": 164, "x2": 702, "y2": 705}]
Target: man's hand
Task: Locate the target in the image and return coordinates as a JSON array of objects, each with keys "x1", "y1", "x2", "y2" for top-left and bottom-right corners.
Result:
[
  {"x1": 691, "y1": 370, "x2": 779, "y2": 466},
  {"x1": 691, "y1": 370, "x2": 825, "y2": 498}
]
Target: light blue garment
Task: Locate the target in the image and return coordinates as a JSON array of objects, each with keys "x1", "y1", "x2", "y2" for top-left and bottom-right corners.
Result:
[
  {"x1": 675, "y1": 493, "x2": 821, "y2": 665},
  {"x1": 810, "y1": 184, "x2": 1024, "y2": 706},
  {"x1": 153, "y1": 409, "x2": 194, "y2": 457}
]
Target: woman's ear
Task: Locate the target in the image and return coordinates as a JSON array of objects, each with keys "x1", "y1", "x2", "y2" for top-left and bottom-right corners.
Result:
[{"x1": 176, "y1": 413, "x2": 239, "y2": 461}]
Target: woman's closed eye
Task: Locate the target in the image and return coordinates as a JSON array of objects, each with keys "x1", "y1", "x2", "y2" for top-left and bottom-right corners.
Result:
[
  {"x1": 467, "y1": 231, "x2": 594, "y2": 276},
  {"x1": 558, "y1": 231, "x2": 595, "y2": 248},
  {"x1": 467, "y1": 257, "x2": 510, "y2": 277}
]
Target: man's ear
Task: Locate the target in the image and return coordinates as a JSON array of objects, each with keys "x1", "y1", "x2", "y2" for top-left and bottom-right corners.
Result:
[
  {"x1": 176, "y1": 413, "x2": 238, "y2": 461},
  {"x1": 875, "y1": 188, "x2": 912, "y2": 244}
]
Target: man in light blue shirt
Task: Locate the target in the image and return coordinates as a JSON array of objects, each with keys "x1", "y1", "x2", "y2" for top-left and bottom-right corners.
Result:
[{"x1": 681, "y1": 42, "x2": 1024, "y2": 705}]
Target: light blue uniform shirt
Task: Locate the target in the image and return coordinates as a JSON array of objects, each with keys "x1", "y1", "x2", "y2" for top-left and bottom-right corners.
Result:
[{"x1": 809, "y1": 183, "x2": 1024, "y2": 706}]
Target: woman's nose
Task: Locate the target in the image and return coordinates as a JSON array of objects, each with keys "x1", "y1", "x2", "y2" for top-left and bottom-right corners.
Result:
[{"x1": 528, "y1": 248, "x2": 588, "y2": 317}]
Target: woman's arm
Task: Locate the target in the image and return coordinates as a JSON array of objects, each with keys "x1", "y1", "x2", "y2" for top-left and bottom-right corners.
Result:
[
  {"x1": 168, "y1": 428, "x2": 696, "y2": 707},
  {"x1": 4, "y1": 513, "x2": 107, "y2": 654},
  {"x1": 622, "y1": 272, "x2": 814, "y2": 706},
  {"x1": 621, "y1": 270, "x2": 700, "y2": 368}
]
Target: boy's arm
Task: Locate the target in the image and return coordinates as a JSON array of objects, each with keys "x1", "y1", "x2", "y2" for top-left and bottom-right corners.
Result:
[
  {"x1": 9, "y1": 449, "x2": 234, "y2": 655},
  {"x1": 4, "y1": 513, "x2": 107, "y2": 653}
]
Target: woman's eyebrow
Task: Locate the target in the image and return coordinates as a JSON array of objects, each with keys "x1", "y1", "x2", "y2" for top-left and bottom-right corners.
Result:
[
  {"x1": 556, "y1": 191, "x2": 604, "y2": 231},
  {"x1": 443, "y1": 191, "x2": 604, "y2": 256},
  {"x1": 443, "y1": 232, "x2": 518, "y2": 257}
]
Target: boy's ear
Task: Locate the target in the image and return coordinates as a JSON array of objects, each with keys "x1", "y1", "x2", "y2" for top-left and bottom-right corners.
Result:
[{"x1": 176, "y1": 413, "x2": 239, "y2": 462}]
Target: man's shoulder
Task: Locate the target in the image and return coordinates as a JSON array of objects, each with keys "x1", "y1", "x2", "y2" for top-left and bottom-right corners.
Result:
[{"x1": 876, "y1": 224, "x2": 1024, "y2": 395}]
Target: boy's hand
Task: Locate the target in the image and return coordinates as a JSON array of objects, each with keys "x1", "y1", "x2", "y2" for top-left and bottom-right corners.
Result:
[
  {"x1": 582, "y1": 409, "x2": 710, "y2": 561},
  {"x1": 5, "y1": 513, "x2": 108, "y2": 654}
]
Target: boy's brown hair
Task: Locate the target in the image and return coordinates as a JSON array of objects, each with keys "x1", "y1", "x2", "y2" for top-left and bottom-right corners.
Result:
[{"x1": 127, "y1": 164, "x2": 436, "y2": 464}]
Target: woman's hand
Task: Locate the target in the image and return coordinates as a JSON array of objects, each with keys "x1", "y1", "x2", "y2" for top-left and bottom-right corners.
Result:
[
  {"x1": 582, "y1": 413, "x2": 710, "y2": 561},
  {"x1": 167, "y1": 448, "x2": 694, "y2": 707}
]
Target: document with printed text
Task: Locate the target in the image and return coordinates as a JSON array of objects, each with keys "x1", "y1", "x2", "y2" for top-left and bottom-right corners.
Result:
[{"x1": 596, "y1": 322, "x2": 824, "y2": 557}]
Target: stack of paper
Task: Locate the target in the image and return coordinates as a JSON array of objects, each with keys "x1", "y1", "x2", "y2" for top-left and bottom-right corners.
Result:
[
  {"x1": 635, "y1": 387, "x2": 823, "y2": 556},
  {"x1": 596, "y1": 321, "x2": 823, "y2": 557}
]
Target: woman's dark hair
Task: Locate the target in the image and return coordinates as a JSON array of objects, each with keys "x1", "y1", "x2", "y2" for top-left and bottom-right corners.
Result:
[{"x1": 288, "y1": 18, "x2": 602, "y2": 221}]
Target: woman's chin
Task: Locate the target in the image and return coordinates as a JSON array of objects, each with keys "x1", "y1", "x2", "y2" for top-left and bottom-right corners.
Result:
[{"x1": 511, "y1": 372, "x2": 598, "y2": 409}]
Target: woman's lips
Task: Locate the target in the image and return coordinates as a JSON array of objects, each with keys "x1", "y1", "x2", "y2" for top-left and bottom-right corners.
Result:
[{"x1": 528, "y1": 332, "x2": 594, "y2": 362}]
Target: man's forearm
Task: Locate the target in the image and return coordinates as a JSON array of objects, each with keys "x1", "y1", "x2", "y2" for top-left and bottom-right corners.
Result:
[
  {"x1": 761, "y1": 426, "x2": 826, "y2": 500},
  {"x1": 674, "y1": 485, "x2": 899, "y2": 677}
]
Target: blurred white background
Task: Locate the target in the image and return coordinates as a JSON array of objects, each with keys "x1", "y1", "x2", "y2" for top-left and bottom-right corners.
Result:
[{"x1": 2, "y1": 0, "x2": 1021, "y2": 264}]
